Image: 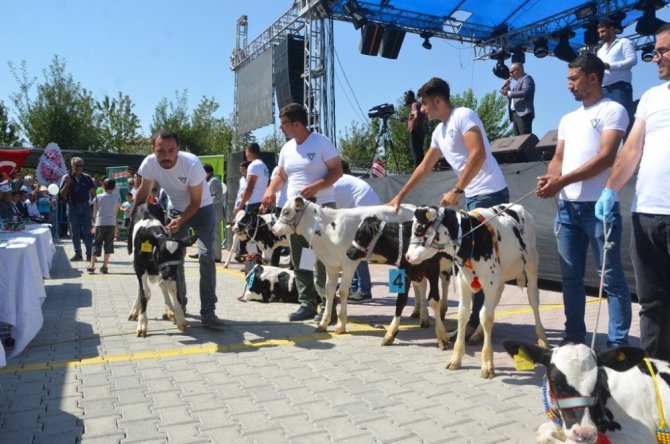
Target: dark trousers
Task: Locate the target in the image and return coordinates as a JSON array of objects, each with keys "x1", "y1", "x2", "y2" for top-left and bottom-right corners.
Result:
[
  {"x1": 631, "y1": 212, "x2": 670, "y2": 360},
  {"x1": 409, "y1": 130, "x2": 425, "y2": 167},
  {"x1": 511, "y1": 112, "x2": 533, "y2": 136}
]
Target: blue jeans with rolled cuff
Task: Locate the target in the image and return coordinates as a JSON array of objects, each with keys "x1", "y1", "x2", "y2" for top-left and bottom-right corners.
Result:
[
  {"x1": 350, "y1": 261, "x2": 372, "y2": 293},
  {"x1": 68, "y1": 202, "x2": 93, "y2": 257}
]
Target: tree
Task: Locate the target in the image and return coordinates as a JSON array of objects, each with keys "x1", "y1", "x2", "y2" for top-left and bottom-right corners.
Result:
[
  {"x1": 451, "y1": 88, "x2": 512, "y2": 142},
  {"x1": 9, "y1": 56, "x2": 102, "y2": 149},
  {"x1": 337, "y1": 120, "x2": 377, "y2": 171},
  {"x1": 0, "y1": 101, "x2": 21, "y2": 146},
  {"x1": 96, "y1": 92, "x2": 143, "y2": 153}
]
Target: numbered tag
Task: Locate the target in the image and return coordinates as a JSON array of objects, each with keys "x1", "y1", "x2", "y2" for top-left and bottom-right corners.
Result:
[
  {"x1": 388, "y1": 269, "x2": 406, "y2": 293},
  {"x1": 141, "y1": 240, "x2": 153, "y2": 253},
  {"x1": 298, "y1": 247, "x2": 316, "y2": 271},
  {"x1": 513, "y1": 348, "x2": 536, "y2": 371},
  {"x1": 247, "y1": 273, "x2": 255, "y2": 290}
]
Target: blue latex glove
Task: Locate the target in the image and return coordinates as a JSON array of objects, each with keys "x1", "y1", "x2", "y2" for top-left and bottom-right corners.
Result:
[{"x1": 595, "y1": 188, "x2": 617, "y2": 221}]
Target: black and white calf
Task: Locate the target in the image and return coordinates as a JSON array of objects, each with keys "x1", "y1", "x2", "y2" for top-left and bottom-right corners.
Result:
[
  {"x1": 232, "y1": 209, "x2": 288, "y2": 265},
  {"x1": 127, "y1": 203, "x2": 187, "y2": 337},
  {"x1": 244, "y1": 264, "x2": 299, "y2": 303},
  {"x1": 273, "y1": 197, "x2": 416, "y2": 334},
  {"x1": 346, "y1": 216, "x2": 452, "y2": 348},
  {"x1": 504, "y1": 340, "x2": 670, "y2": 444},
  {"x1": 407, "y1": 204, "x2": 548, "y2": 378}
]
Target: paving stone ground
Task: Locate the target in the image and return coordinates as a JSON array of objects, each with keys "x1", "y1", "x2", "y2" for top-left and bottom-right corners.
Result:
[{"x1": 0, "y1": 239, "x2": 641, "y2": 443}]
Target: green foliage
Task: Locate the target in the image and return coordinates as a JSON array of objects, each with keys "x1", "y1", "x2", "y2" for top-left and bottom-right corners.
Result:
[
  {"x1": 9, "y1": 56, "x2": 102, "y2": 150},
  {"x1": 96, "y1": 92, "x2": 143, "y2": 153},
  {"x1": 451, "y1": 88, "x2": 512, "y2": 141},
  {"x1": 260, "y1": 131, "x2": 284, "y2": 155},
  {"x1": 337, "y1": 120, "x2": 377, "y2": 170},
  {"x1": 0, "y1": 101, "x2": 21, "y2": 146}
]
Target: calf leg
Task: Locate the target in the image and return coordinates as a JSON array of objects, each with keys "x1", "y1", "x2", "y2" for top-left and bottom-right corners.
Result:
[
  {"x1": 478, "y1": 282, "x2": 498, "y2": 379},
  {"x1": 136, "y1": 274, "x2": 152, "y2": 338},
  {"x1": 526, "y1": 263, "x2": 548, "y2": 348},
  {"x1": 439, "y1": 272, "x2": 450, "y2": 320},
  {"x1": 160, "y1": 280, "x2": 187, "y2": 332},
  {"x1": 334, "y1": 266, "x2": 356, "y2": 335},
  {"x1": 447, "y1": 277, "x2": 472, "y2": 371},
  {"x1": 315, "y1": 268, "x2": 340, "y2": 333},
  {"x1": 223, "y1": 234, "x2": 239, "y2": 269},
  {"x1": 427, "y1": 273, "x2": 448, "y2": 350},
  {"x1": 128, "y1": 272, "x2": 145, "y2": 321}
]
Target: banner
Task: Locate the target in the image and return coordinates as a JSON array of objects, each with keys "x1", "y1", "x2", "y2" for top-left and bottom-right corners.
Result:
[{"x1": 0, "y1": 149, "x2": 31, "y2": 177}]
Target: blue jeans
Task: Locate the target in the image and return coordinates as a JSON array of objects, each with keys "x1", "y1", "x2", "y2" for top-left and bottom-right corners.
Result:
[
  {"x1": 465, "y1": 187, "x2": 510, "y2": 328},
  {"x1": 173, "y1": 204, "x2": 218, "y2": 318},
  {"x1": 68, "y1": 203, "x2": 93, "y2": 257},
  {"x1": 350, "y1": 261, "x2": 372, "y2": 293},
  {"x1": 555, "y1": 200, "x2": 631, "y2": 346},
  {"x1": 603, "y1": 82, "x2": 634, "y2": 132}
]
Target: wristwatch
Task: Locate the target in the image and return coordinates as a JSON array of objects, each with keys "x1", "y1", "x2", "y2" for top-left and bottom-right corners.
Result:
[{"x1": 452, "y1": 187, "x2": 464, "y2": 194}]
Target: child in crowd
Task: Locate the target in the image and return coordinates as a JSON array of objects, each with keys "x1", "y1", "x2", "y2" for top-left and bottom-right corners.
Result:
[
  {"x1": 37, "y1": 186, "x2": 51, "y2": 220},
  {"x1": 120, "y1": 192, "x2": 133, "y2": 229},
  {"x1": 88, "y1": 179, "x2": 120, "y2": 274}
]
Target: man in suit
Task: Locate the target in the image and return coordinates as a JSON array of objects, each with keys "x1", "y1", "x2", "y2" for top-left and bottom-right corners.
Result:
[{"x1": 500, "y1": 62, "x2": 535, "y2": 135}]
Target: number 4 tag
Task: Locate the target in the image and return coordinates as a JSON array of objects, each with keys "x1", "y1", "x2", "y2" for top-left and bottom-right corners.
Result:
[{"x1": 388, "y1": 269, "x2": 406, "y2": 293}]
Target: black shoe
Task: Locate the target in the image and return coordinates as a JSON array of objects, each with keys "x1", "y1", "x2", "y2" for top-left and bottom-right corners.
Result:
[
  {"x1": 348, "y1": 290, "x2": 372, "y2": 303},
  {"x1": 314, "y1": 304, "x2": 337, "y2": 325},
  {"x1": 288, "y1": 306, "x2": 317, "y2": 322},
  {"x1": 70, "y1": 254, "x2": 83, "y2": 262},
  {"x1": 188, "y1": 253, "x2": 199, "y2": 259},
  {"x1": 201, "y1": 314, "x2": 225, "y2": 329},
  {"x1": 86, "y1": 254, "x2": 91, "y2": 261}
]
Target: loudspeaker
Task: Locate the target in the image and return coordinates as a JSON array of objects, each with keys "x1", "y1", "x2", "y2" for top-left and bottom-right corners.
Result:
[
  {"x1": 359, "y1": 22, "x2": 384, "y2": 56},
  {"x1": 273, "y1": 35, "x2": 304, "y2": 111},
  {"x1": 535, "y1": 130, "x2": 558, "y2": 160},
  {"x1": 490, "y1": 133, "x2": 540, "y2": 164},
  {"x1": 379, "y1": 26, "x2": 405, "y2": 59}
]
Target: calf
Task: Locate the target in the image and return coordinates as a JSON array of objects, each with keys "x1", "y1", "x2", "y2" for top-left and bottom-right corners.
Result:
[
  {"x1": 503, "y1": 340, "x2": 670, "y2": 444},
  {"x1": 244, "y1": 263, "x2": 299, "y2": 303},
  {"x1": 127, "y1": 204, "x2": 187, "y2": 337},
  {"x1": 406, "y1": 204, "x2": 548, "y2": 378},
  {"x1": 273, "y1": 197, "x2": 415, "y2": 334},
  {"x1": 232, "y1": 209, "x2": 289, "y2": 265},
  {"x1": 346, "y1": 216, "x2": 452, "y2": 348}
]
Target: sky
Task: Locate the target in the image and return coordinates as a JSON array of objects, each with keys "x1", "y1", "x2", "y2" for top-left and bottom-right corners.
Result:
[{"x1": 1, "y1": 0, "x2": 669, "y2": 148}]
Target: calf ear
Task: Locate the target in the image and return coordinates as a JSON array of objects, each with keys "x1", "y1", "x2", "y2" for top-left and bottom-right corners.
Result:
[
  {"x1": 294, "y1": 196, "x2": 304, "y2": 209},
  {"x1": 414, "y1": 207, "x2": 436, "y2": 224},
  {"x1": 597, "y1": 346, "x2": 646, "y2": 372},
  {"x1": 502, "y1": 340, "x2": 552, "y2": 367}
]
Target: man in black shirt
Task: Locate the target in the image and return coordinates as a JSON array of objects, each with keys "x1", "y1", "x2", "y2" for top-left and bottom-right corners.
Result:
[{"x1": 59, "y1": 157, "x2": 96, "y2": 261}]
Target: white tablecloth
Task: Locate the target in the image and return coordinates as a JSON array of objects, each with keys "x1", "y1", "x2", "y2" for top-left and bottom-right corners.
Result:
[
  {"x1": 2, "y1": 224, "x2": 56, "y2": 279},
  {"x1": 0, "y1": 239, "x2": 45, "y2": 364}
]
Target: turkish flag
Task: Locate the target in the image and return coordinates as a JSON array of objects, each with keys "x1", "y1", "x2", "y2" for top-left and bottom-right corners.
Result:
[{"x1": 0, "y1": 149, "x2": 31, "y2": 177}]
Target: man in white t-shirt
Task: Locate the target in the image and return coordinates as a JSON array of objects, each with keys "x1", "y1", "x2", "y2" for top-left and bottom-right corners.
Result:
[
  {"x1": 334, "y1": 160, "x2": 381, "y2": 302},
  {"x1": 389, "y1": 77, "x2": 509, "y2": 339},
  {"x1": 131, "y1": 129, "x2": 224, "y2": 329},
  {"x1": 597, "y1": 17, "x2": 637, "y2": 128},
  {"x1": 234, "y1": 142, "x2": 269, "y2": 213},
  {"x1": 261, "y1": 103, "x2": 343, "y2": 322},
  {"x1": 596, "y1": 25, "x2": 670, "y2": 360},
  {"x1": 537, "y1": 53, "x2": 631, "y2": 348}
]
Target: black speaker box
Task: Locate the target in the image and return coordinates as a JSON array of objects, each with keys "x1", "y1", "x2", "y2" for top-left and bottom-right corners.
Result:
[
  {"x1": 273, "y1": 35, "x2": 304, "y2": 111},
  {"x1": 379, "y1": 26, "x2": 405, "y2": 59},
  {"x1": 535, "y1": 129, "x2": 558, "y2": 160},
  {"x1": 359, "y1": 22, "x2": 384, "y2": 56},
  {"x1": 490, "y1": 133, "x2": 540, "y2": 164}
]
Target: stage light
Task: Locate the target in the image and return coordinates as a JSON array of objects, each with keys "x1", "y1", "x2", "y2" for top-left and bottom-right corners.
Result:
[
  {"x1": 420, "y1": 32, "x2": 433, "y2": 50},
  {"x1": 554, "y1": 32, "x2": 577, "y2": 62},
  {"x1": 533, "y1": 38, "x2": 549, "y2": 58},
  {"x1": 575, "y1": 2, "x2": 597, "y2": 20},
  {"x1": 489, "y1": 48, "x2": 510, "y2": 60},
  {"x1": 583, "y1": 22, "x2": 599, "y2": 46},
  {"x1": 641, "y1": 43, "x2": 656, "y2": 62},
  {"x1": 511, "y1": 47, "x2": 526, "y2": 64},
  {"x1": 344, "y1": 0, "x2": 368, "y2": 30},
  {"x1": 609, "y1": 11, "x2": 626, "y2": 34},
  {"x1": 636, "y1": 2, "x2": 667, "y2": 36},
  {"x1": 492, "y1": 59, "x2": 510, "y2": 79}
]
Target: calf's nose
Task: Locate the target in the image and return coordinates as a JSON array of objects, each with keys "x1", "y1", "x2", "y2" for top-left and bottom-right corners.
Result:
[{"x1": 570, "y1": 425, "x2": 597, "y2": 444}]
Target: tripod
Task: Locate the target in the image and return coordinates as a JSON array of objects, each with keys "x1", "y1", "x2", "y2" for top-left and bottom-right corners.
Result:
[{"x1": 369, "y1": 116, "x2": 400, "y2": 175}]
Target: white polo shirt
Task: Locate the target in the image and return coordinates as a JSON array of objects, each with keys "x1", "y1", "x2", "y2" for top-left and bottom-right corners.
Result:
[{"x1": 597, "y1": 37, "x2": 637, "y2": 86}]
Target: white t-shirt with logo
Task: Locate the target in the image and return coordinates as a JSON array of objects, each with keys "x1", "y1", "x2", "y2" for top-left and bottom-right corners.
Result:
[
  {"x1": 632, "y1": 82, "x2": 670, "y2": 214},
  {"x1": 558, "y1": 98, "x2": 628, "y2": 202},
  {"x1": 246, "y1": 158, "x2": 269, "y2": 205},
  {"x1": 278, "y1": 132, "x2": 340, "y2": 205},
  {"x1": 430, "y1": 107, "x2": 507, "y2": 197},
  {"x1": 138, "y1": 151, "x2": 212, "y2": 212},
  {"x1": 333, "y1": 174, "x2": 381, "y2": 209}
]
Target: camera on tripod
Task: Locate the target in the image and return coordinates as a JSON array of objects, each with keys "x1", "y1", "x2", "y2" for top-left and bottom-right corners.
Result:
[{"x1": 368, "y1": 103, "x2": 395, "y2": 119}]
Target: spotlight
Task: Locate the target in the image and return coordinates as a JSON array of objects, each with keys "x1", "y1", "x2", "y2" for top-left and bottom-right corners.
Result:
[
  {"x1": 492, "y1": 59, "x2": 510, "y2": 80},
  {"x1": 636, "y1": 2, "x2": 667, "y2": 36},
  {"x1": 511, "y1": 48, "x2": 526, "y2": 64},
  {"x1": 583, "y1": 22, "x2": 599, "y2": 46},
  {"x1": 533, "y1": 38, "x2": 549, "y2": 58},
  {"x1": 609, "y1": 11, "x2": 626, "y2": 34},
  {"x1": 489, "y1": 48, "x2": 510, "y2": 60},
  {"x1": 344, "y1": 0, "x2": 368, "y2": 30},
  {"x1": 554, "y1": 32, "x2": 577, "y2": 62},
  {"x1": 575, "y1": 2, "x2": 597, "y2": 20},
  {"x1": 420, "y1": 32, "x2": 433, "y2": 50},
  {"x1": 641, "y1": 43, "x2": 656, "y2": 62}
]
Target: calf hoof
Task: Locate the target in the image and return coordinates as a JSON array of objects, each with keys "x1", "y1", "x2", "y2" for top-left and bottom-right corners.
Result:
[
  {"x1": 381, "y1": 331, "x2": 397, "y2": 346},
  {"x1": 410, "y1": 310, "x2": 420, "y2": 319},
  {"x1": 177, "y1": 324, "x2": 187, "y2": 332},
  {"x1": 315, "y1": 325, "x2": 328, "y2": 333},
  {"x1": 334, "y1": 326, "x2": 346, "y2": 335},
  {"x1": 480, "y1": 368, "x2": 495, "y2": 379},
  {"x1": 419, "y1": 319, "x2": 430, "y2": 328},
  {"x1": 437, "y1": 339, "x2": 449, "y2": 351},
  {"x1": 136, "y1": 329, "x2": 147, "y2": 338},
  {"x1": 537, "y1": 338, "x2": 548, "y2": 349},
  {"x1": 446, "y1": 360, "x2": 461, "y2": 371}
]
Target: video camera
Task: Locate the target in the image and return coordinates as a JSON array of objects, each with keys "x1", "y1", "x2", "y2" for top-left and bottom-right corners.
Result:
[{"x1": 368, "y1": 103, "x2": 395, "y2": 119}]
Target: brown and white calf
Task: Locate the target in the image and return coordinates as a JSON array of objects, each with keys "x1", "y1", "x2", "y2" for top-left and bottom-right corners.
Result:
[
  {"x1": 272, "y1": 197, "x2": 416, "y2": 334},
  {"x1": 406, "y1": 204, "x2": 548, "y2": 378},
  {"x1": 127, "y1": 204, "x2": 187, "y2": 337},
  {"x1": 504, "y1": 340, "x2": 670, "y2": 444},
  {"x1": 231, "y1": 209, "x2": 288, "y2": 265},
  {"x1": 346, "y1": 215, "x2": 453, "y2": 348}
]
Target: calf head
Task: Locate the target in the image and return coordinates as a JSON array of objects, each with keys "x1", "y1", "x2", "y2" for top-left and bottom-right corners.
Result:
[
  {"x1": 503, "y1": 340, "x2": 646, "y2": 444},
  {"x1": 406, "y1": 206, "x2": 450, "y2": 264},
  {"x1": 154, "y1": 235, "x2": 186, "y2": 281},
  {"x1": 346, "y1": 216, "x2": 381, "y2": 261},
  {"x1": 231, "y1": 208, "x2": 260, "y2": 240},
  {"x1": 273, "y1": 196, "x2": 314, "y2": 237}
]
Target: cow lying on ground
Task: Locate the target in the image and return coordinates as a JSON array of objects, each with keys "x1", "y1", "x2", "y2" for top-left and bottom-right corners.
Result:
[
  {"x1": 346, "y1": 216, "x2": 452, "y2": 348},
  {"x1": 127, "y1": 203, "x2": 187, "y2": 337},
  {"x1": 232, "y1": 209, "x2": 289, "y2": 266},
  {"x1": 244, "y1": 263, "x2": 299, "y2": 303},
  {"x1": 406, "y1": 204, "x2": 548, "y2": 378},
  {"x1": 273, "y1": 197, "x2": 416, "y2": 334},
  {"x1": 503, "y1": 340, "x2": 670, "y2": 444}
]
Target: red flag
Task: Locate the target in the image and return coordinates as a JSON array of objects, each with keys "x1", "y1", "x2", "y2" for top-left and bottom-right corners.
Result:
[{"x1": 0, "y1": 149, "x2": 31, "y2": 177}]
